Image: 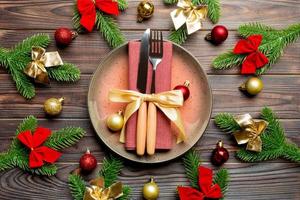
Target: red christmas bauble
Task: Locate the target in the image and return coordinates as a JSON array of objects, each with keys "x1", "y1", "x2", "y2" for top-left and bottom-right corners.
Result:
[
  {"x1": 79, "y1": 149, "x2": 97, "y2": 172},
  {"x1": 54, "y1": 28, "x2": 77, "y2": 47},
  {"x1": 206, "y1": 25, "x2": 228, "y2": 45},
  {"x1": 211, "y1": 140, "x2": 229, "y2": 166},
  {"x1": 174, "y1": 80, "x2": 190, "y2": 101}
]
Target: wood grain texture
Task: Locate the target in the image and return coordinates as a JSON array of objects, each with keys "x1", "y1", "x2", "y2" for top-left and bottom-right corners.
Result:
[{"x1": 0, "y1": 0, "x2": 299, "y2": 199}]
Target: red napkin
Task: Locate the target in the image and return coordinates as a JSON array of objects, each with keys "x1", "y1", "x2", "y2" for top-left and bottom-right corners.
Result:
[{"x1": 126, "y1": 41, "x2": 173, "y2": 150}]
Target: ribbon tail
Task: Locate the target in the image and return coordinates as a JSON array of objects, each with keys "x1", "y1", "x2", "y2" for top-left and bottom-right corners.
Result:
[
  {"x1": 170, "y1": 9, "x2": 187, "y2": 30},
  {"x1": 177, "y1": 186, "x2": 205, "y2": 200},
  {"x1": 119, "y1": 100, "x2": 143, "y2": 143},
  {"x1": 246, "y1": 137, "x2": 262, "y2": 152},
  {"x1": 158, "y1": 106, "x2": 186, "y2": 143},
  {"x1": 29, "y1": 151, "x2": 44, "y2": 168},
  {"x1": 44, "y1": 52, "x2": 63, "y2": 67},
  {"x1": 35, "y1": 146, "x2": 62, "y2": 164}
]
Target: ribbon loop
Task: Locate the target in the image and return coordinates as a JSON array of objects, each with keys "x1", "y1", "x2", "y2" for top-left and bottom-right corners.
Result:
[
  {"x1": 83, "y1": 177, "x2": 123, "y2": 200},
  {"x1": 170, "y1": 0, "x2": 208, "y2": 35},
  {"x1": 233, "y1": 113, "x2": 268, "y2": 152},
  {"x1": 24, "y1": 47, "x2": 63, "y2": 84},
  {"x1": 109, "y1": 89, "x2": 186, "y2": 144}
]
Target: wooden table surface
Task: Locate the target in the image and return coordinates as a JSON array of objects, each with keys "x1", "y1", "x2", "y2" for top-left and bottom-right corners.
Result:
[{"x1": 0, "y1": 0, "x2": 300, "y2": 199}]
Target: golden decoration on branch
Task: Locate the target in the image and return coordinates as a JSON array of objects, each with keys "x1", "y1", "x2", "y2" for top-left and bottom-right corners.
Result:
[
  {"x1": 234, "y1": 113, "x2": 268, "y2": 152},
  {"x1": 83, "y1": 177, "x2": 123, "y2": 200},
  {"x1": 137, "y1": 0, "x2": 155, "y2": 22},
  {"x1": 109, "y1": 89, "x2": 186, "y2": 144},
  {"x1": 24, "y1": 46, "x2": 63, "y2": 84},
  {"x1": 170, "y1": 0, "x2": 208, "y2": 35}
]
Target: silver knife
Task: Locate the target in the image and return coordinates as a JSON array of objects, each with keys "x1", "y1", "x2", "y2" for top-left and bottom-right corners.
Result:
[
  {"x1": 136, "y1": 29, "x2": 150, "y2": 93},
  {"x1": 136, "y1": 29, "x2": 150, "y2": 156}
]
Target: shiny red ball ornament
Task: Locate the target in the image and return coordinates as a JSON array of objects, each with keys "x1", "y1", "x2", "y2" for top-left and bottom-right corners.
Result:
[
  {"x1": 211, "y1": 140, "x2": 229, "y2": 166},
  {"x1": 174, "y1": 80, "x2": 190, "y2": 101},
  {"x1": 79, "y1": 149, "x2": 97, "y2": 173},
  {"x1": 205, "y1": 25, "x2": 228, "y2": 45},
  {"x1": 54, "y1": 27, "x2": 77, "y2": 47}
]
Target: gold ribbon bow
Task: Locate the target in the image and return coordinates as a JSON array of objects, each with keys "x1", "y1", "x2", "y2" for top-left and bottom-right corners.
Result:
[
  {"x1": 24, "y1": 46, "x2": 63, "y2": 84},
  {"x1": 233, "y1": 114, "x2": 268, "y2": 152},
  {"x1": 83, "y1": 177, "x2": 123, "y2": 200},
  {"x1": 109, "y1": 89, "x2": 186, "y2": 144},
  {"x1": 170, "y1": 0, "x2": 208, "y2": 35}
]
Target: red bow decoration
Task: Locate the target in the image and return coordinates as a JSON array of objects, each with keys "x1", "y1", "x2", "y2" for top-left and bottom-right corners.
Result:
[
  {"x1": 233, "y1": 35, "x2": 269, "y2": 74},
  {"x1": 77, "y1": 0, "x2": 119, "y2": 32},
  {"x1": 178, "y1": 166, "x2": 222, "y2": 200},
  {"x1": 17, "y1": 127, "x2": 61, "y2": 168}
]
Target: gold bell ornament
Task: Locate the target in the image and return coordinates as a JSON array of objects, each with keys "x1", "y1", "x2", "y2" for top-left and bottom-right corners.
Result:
[
  {"x1": 43, "y1": 97, "x2": 64, "y2": 116},
  {"x1": 239, "y1": 77, "x2": 264, "y2": 95},
  {"x1": 142, "y1": 177, "x2": 160, "y2": 200},
  {"x1": 106, "y1": 111, "x2": 124, "y2": 132},
  {"x1": 137, "y1": 0, "x2": 154, "y2": 22}
]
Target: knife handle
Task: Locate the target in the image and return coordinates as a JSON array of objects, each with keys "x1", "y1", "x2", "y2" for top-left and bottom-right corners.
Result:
[
  {"x1": 136, "y1": 102, "x2": 147, "y2": 156},
  {"x1": 147, "y1": 102, "x2": 157, "y2": 155}
]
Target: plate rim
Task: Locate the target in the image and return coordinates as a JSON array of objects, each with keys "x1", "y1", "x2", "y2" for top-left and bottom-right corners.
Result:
[{"x1": 88, "y1": 40, "x2": 213, "y2": 164}]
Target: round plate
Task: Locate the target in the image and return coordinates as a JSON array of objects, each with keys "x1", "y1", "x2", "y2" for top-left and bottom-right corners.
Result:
[{"x1": 88, "y1": 42, "x2": 212, "y2": 164}]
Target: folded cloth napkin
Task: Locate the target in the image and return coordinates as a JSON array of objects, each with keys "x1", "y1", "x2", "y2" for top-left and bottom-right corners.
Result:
[{"x1": 126, "y1": 41, "x2": 173, "y2": 150}]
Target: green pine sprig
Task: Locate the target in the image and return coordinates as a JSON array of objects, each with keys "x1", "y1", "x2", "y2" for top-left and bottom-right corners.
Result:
[
  {"x1": 0, "y1": 116, "x2": 85, "y2": 175},
  {"x1": 0, "y1": 34, "x2": 81, "y2": 99},
  {"x1": 68, "y1": 156, "x2": 131, "y2": 200},
  {"x1": 215, "y1": 107, "x2": 300, "y2": 163},
  {"x1": 168, "y1": 0, "x2": 221, "y2": 44},
  {"x1": 212, "y1": 23, "x2": 300, "y2": 74},
  {"x1": 182, "y1": 149, "x2": 230, "y2": 198},
  {"x1": 72, "y1": 0, "x2": 127, "y2": 49}
]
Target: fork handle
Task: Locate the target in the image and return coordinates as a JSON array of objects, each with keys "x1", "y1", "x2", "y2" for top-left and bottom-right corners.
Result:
[{"x1": 151, "y1": 69, "x2": 156, "y2": 94}]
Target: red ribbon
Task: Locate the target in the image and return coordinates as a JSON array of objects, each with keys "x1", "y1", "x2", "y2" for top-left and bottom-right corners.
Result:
[
  {"x1": 233, "y1": 35, "x2": 269, "y2": 74},
  {"x1": 77, "y1": 0, "x2": 119, "y2": 32},
  {"x1": 17, "y1": 127, "x2": 61, "y2": 168},
  {"x1": 178, "y1": 166, "x2": 222, "y2": 200}
]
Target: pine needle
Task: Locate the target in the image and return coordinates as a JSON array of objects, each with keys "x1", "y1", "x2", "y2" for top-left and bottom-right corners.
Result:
[
  {"x1": 213, "y1": 168, "x2": 229, "y2": 200},
  {"x1": 99, "y1": 156, "x2": 123, "y2": 187},
  {"x1": 47, "y1": 63, "x2": 81, "y2": 82},
  {"x1": 183, "y1": 149, "x2": 201, "y2": 189},
  {"x1": 168, "y1": 26, "x2": 188, "y2": 45},
  {"x1": 117, "y1": 0, "x2": 128, "y2": 10},
  {"x1": 16, "y1": 115, "x2": 38, "y2": 135},
  {"x1": 69, "y1": 174, "x2": 86, "y2": 200},
  {"x1": 204, "y1": 0, "x2": 220, "y2": 24},
  {"x1": 163, "y1": 0, "x2": 178, "y2": 4},
  {"x1": 214, "y1": 113, "x2": 240, "y2": 132}
]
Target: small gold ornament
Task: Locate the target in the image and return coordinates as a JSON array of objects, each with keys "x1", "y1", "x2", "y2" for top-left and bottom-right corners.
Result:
[
  {"x1": 106, "y1": 111, "x2": 124, "y2": 132},
  {"x1": 239, "y1": 77, "x2": 264, "y2": 95},
  {"x1": 142, "y1": 177, "x2": 159, "y2": 200},
  {"x1": 137, "y1": 1, "x2": 154, "y2": 22},
  {"x1": 43, "y1": 97, "x2": 64, "y2": 116}
]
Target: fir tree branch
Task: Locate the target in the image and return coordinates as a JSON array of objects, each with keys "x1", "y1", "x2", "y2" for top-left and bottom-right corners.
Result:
[
  {"x1": 163, "y1": 0, "x2": 178, "y2": 4},
  {"x1": 212, "y1": 52, "x2": 245, "y2": 70},
  {"x1": 204, "y1": 0, "x2": 220, "y2": 24},
  {"x1": 168, "y1": 26, "x2": 188, "y2": 45},
  {"x1": 214, "y1": 113, "x2": 240, "y2": 133},
  {"x1": 72, "y1": 2, "x2": 85, "y2": 33},
  {"x1": 99, "y1": 156, "x2": 123, "y2": 188},
  {"x1": 44, "y1": 127, "x2": 85, "y2": 150},
  {"x1": 213, "y1": 168, "x2": 229, "y2": 200},
  {"x1": 183, "y1": 149, "x2": 201, "y2": 189},
  {"x1": 0, "y1": 152, "x2": 14, "y2": 171},
  {"x1": 119, "y1": 185, "x2": 131, "y2": 200},
  {"x1": 238, "y1": 23, "x2": 278, "y2": 38},
  {"x1": 117, "y1": 0, "x2": 128, "y2": 10},
  {"x1": 13, "y1": 34, "x2": 50, "y2": 55},
  {"x1": 47, "y1": 63, "x2": 81, "y2": 82},
  {"x1": 282, "y1": 142, "x2": 300, "y2": 162},
  {"x1": 96, "y1": 11, "x2": 126, "y2": 48},
  {"x1": 69, "y1": 174, "x2": 86, "y2": 200},
  {"x1": 16, "y1": 115, "x2": 38, "y2": 135}
]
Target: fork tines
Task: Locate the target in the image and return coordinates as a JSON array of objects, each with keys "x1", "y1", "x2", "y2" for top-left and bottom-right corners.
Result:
[{"x1": 150, "y1": 30, "x2": 163, "y2": 57}]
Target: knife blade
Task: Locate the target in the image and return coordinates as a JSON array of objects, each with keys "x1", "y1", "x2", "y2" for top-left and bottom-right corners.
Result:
[{"x1": 136, "y1": 29, "x2": 150, "y2": 93}]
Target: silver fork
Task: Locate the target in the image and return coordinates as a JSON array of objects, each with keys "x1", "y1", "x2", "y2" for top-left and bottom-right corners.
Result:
[
  {"x1": 149, "y1": 30, "x2": 163, "y2": 93},
  {"x1": 147, "y1": 30, "x2": 163, "y2": 155}
]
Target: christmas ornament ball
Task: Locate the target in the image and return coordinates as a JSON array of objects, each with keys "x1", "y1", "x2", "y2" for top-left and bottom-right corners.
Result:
[
  {"x1": 79, "y1": 149, "x2": 97, "y2": 173},
  {"x1": 43, "y1": 97, "x2": 64, "y2": 116},
  {"x1": 240, "y1": 77, "x2": 264, "y2": 95},
  {"x1": 137, "y1": 0, "x2": 154, "y2": 22},
  {"x1": 206, "y1": 25, "x2": 228, "y2": 45},
  {"x1": 211, "y1": 140, "x2": 229, "y2": 166},
  {"x1": 143, "y1": 177, "x2": 159, "y2": 200},
  {"x1": 106, "y1": 111, "x2": 124, "y2": 132},
  {"x1": 54, "y1": 27, "x2": 77, "y2": 46},
  {"x1": 173, "y1": 80, "x2": 190, "y2": 101}
]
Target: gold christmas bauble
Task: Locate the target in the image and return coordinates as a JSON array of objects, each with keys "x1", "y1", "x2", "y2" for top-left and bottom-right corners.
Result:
[
  {"x1": 137, "y1": 1, "x2": 154, "y2": 22},
  {"x1": 43, "y1": 97, "x2": 64, "y2": 116},
  {"x1": 240, "y1": 77, "x2": 264, "y2": 95},
  {"x1": 142, "y1": 177, "x2": 159, "y2": 200},
  {"x1": 106, "y1": 111, "x2": 124, "y2": 132}
]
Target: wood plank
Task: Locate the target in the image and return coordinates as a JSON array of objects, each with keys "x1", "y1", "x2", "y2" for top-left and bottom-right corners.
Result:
[
  {"x1": 0, "y1": 0, "x2": 299, "y2": 30},
  {"x1": 0, "y1": 162, "x2": 299, "y2": 200},
  {"x1": 0, "y1": 119, "x2": 299, "y2": 163},
  {"x1": 0, "y1": 74, "x2": 299, "y2": 119},
  {"x1": 0, "y1": 30, "x2": 300, "y2": 75}
]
